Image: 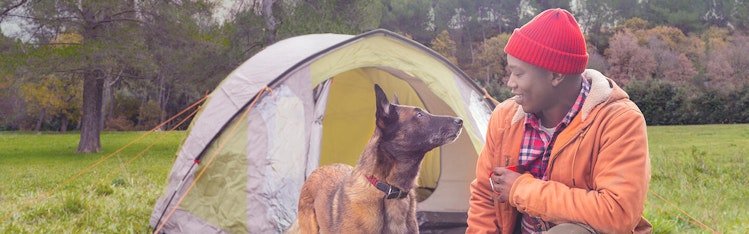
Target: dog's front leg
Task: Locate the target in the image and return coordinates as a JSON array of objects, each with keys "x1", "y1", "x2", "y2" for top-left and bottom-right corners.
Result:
[{"x1": 406, "y1": 197, "x2": 419, "y2": 234}]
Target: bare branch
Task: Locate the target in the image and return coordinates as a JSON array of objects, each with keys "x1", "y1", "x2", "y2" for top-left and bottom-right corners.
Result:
[
  {"x1": 0, "y1": 0, "x2": 28, "y2": 20},
  {"x1": 96, "y1": 17, "x2": 143, "y2": 25},
  {"x1": 110, "y1": 10, "x2": 138, "y2": 19},
  {"x1": 53, "y1": 68, "x2": 147, "y2": 80},
  {"x1": 22, "y1": 42, "x2": 83, "y2": 46},
  {"x1": 107, "y1": 69, "x2": 124, "y2": 86},
  {"x1": 4, "y1": 13, "x2": 81, "y2": 24}
]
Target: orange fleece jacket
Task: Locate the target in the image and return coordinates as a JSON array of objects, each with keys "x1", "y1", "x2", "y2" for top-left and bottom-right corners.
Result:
[{"x1": 467, "y1": 70, "x2": 652, "y2": 234}]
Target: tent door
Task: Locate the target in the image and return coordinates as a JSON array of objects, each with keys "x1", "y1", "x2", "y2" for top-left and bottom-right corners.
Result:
[{"x1": 306, "y1": 79, "x2": 332, "y2": 177}]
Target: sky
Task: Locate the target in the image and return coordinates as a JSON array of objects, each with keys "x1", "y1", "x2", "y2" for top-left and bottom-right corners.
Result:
[
  {"x1": 1, "y1": 20, "x2": 21, "y2": 36},
  {"x1": 1, "y1": 3, "x2": 30, "y2": 41}
]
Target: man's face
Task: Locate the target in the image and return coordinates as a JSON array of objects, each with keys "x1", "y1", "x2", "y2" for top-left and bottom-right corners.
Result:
[{"x1": 505, "y1": 55, "x2": 555, "y2": 114}]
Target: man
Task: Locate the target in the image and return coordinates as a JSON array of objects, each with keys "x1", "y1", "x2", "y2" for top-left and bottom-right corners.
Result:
[{"x1": 466, "y1": 9, "x2": 652, "y2": 234}]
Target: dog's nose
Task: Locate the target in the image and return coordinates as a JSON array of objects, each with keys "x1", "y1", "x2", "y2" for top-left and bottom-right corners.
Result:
[{"x1": 454, "y1": 118, "x2": 463, "y2": 126}]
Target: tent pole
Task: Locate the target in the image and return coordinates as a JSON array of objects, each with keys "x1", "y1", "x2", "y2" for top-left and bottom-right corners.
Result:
[{"x1": 152, "y1": 162, "x2": 198, "y2": 234}]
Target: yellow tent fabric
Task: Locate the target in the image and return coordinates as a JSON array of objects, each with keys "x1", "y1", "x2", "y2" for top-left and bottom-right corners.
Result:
[
  {"x1": 181, "y1": 116, "x2": 250, "y2": 233},
  {"x1": 309, "y1": 35, "x2": 484, "y2": 155}
]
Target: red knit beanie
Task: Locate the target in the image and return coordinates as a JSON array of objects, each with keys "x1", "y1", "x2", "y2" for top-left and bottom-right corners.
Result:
[{"x1": 504, "y1": 8, "x2": 588, "y2": 74}]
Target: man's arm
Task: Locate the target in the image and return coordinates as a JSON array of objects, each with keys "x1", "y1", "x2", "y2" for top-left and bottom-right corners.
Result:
[{"x1": 466, "y1": 108, "x2": 504, "y2": 234}]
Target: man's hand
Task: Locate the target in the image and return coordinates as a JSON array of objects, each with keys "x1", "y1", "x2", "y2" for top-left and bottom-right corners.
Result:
[{"x1": 490, "y1": 167, "x2": 522, "y2": 203}]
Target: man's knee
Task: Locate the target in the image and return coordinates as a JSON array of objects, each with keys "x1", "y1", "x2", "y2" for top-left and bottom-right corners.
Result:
[{"x1": 546, "y1": 223, "x2": 596, "y2": 234}]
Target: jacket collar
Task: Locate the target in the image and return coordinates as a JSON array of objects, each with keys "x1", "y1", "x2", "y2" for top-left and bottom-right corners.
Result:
[{"x1": 511, "y1": 69, "x2": 619, "y2": 124}]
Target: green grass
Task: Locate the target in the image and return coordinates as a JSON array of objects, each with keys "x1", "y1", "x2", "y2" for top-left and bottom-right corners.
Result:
[
  {"x1": 645, "y1": 124, "x2": 749, "y2": 234},
  {"x1": 1, "y1": 125, "x2": 748, "y2": 233},
  {"x1": 0, "y1": 131, "x2": 184, "y2": 233}
]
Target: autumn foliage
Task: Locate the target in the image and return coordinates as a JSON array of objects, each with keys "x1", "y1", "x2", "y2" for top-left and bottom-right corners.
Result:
[
  {"x1": 439, "y1": 17, "x2": 749, "y2": 125},
  {"x1": 4, "y1": 1, "x2": 749, "y2": 130}
]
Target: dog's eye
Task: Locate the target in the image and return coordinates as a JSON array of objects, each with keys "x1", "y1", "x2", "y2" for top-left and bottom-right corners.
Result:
[{"x1": 416, "y1": 112, "x2": 423, "y2": 118}]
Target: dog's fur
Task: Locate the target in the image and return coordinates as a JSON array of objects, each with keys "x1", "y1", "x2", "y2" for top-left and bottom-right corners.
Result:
[{"x1": 291, "y1": 84, "x2": 463, "y2": 234}]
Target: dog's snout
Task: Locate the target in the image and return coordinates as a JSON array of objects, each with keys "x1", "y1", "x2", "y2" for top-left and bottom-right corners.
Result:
[{"x1": 454, "y1": 118, "x2": 463, "y2": 126}]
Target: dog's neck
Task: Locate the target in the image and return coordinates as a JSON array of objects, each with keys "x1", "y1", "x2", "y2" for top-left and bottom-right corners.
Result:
[
  {"x1": 356, "y1": 130, "x2": 425, "y2": 192},
  {"x1": 379, "y1": 153, "x2": 423, "y2": 192}
]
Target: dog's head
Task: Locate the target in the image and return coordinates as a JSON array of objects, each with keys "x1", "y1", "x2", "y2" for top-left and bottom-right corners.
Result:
[{"x1": 373, "y1": 84, "x2": 463, "y2": 159}]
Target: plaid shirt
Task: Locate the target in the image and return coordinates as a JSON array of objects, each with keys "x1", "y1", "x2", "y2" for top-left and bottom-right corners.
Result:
[{"x1": 519, "y1": 76, "x2": 590, "y2": 234}]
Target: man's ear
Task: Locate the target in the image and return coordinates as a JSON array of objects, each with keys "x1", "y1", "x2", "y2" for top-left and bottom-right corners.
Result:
[{"x1": 550, "y1": 73, "x2": 565, "y2": 87}]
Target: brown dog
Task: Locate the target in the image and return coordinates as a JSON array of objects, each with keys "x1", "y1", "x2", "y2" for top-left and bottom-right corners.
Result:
[{"x1": 292, "y1": 84, "x2": 463, "y2": 233}]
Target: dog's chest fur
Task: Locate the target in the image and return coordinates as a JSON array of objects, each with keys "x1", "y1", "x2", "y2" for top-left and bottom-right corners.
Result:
[{"x1": 383, "y1": 198, "x2": 414, "y2": 233}]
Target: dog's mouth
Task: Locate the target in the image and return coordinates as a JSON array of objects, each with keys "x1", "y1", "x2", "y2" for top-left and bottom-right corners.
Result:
[
  {"x1": 447, "y1": 128, "x2": 462, "y2": 140},
  {"x1": 448, "y1": 127, "x2": 462, "y2": 141},
  {"x1": 431, "y1": 127, "x2": 462, "y2": 145}
]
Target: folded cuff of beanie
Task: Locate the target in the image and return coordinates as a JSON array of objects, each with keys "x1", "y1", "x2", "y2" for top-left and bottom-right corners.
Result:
[{"x1": 505, "y1": 29, "x2": 588, "y2": 75}]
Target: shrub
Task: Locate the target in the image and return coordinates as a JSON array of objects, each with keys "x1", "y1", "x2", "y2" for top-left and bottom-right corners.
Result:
[
  {"x1": 625, "y1": 79, "x2": 749, "y2": 125},
  {"x1": 626, "y1": 79, "x2": 685, "y2": 125},
  {"x1": 105, "y1": 116, "x2": 135, "y2": 131}
]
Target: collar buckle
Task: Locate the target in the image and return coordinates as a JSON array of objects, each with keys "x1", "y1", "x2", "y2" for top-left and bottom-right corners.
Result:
[{"x1": 366, "y1": 175, "x2": 408, "y2": 199}]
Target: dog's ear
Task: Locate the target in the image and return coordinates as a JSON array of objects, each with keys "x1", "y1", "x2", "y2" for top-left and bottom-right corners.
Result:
[
  {"x1": 392, "y1": 93, "x2": 399, "y2": 105},
  {"x1": 374, "y1": 84, "x2": 395, "y2": 127},
  {"x1": 374, "y1": 84, "x2": 390, "y2": 115}
]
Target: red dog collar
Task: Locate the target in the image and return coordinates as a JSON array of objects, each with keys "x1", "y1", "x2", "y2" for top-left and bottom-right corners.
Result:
[{"x1": 366, "y1": 175, "x2": 408, "y2": 199}]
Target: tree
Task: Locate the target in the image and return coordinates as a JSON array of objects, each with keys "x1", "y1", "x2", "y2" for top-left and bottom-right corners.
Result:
[
  {"x1": 532, "y1": 0, "x2": 569, "y2": 11},
  {"x1": 0, "y1": 0, "x2": 28, "y2": 20},
  {"x1": 0, "y1": 29, "x2": 26, "y2": 130},
  {"x1": 728, "y1": 0, "x2": 749, "y2": 30},
  {"x1": 468, "y1": 33, "x2": 512, "y2": 101},
  {"x1": 430, "y1": 30, "x2": 457, "y2": 64},
  {"x1": 587, "y1": 45, "x2": 609, "y2": 73},
  {"x1": 137, "y1": 0, "x2": 227, "y2": 130},
  {"x1": 468, "y1": 33, "x2": 510, "y2": 86},
  {"x1": 275, "y1": 0, "x2": 383, "y2": 39},
  {"x1": 17, "y1": 32, "x2": 84, "y2": 132},
  {"x1": 605, "y1": 30, "x2": 656, "y2": 86},
  {"x1": 4, "y1": 1, "x2": 146, "y2": 152},
  {"x1": 573, "y1": 0, "x2": 647, "y2": 53},
  {"x1": 380, "y1": 0, "x2": 433, "y2": 43},
  {"x1": 640, "y1": 0, "x2": 705, "y2": 34},
  {"x1": 20, "y1": 75, "x2": 82, "y2": 132},
  {"x1": 726, "y1": 35, "x2": 749, "y2": 88},
  {"x1": 618, "y1": 17, "x2": 652, "y2": 32},
  {"x1": 705, "y1": 45, "x2": 734, "y2": 89},
  {"x1": 6, "y1": 0, "x2": 220, "y2": 153},
  {"x1": 646, "y1": 35, "x2": 697, "y2": 85}
]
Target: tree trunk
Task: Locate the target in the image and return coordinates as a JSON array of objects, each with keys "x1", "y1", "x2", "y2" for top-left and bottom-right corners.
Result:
[
  {"x1": 34, "y1": 108, "x2": 46, "y2": 132},
  {"x1": 262, "y1": 0, "x2": 278, "y2": 44},
  {"x1": 158, "y1": 75, "x2": 169, "y2": 131},
  {"x1": 137, "y1": 96, "x2": 146, "y2": 127},
  {"x1": 103, "y1": 69, "x2": 122, "y2": 130},
  {"x1": 60, "y1": 115, "x2": 68, "y2": 133},
  {"x1": 76, "y1": 73, "x2": 103, "y2": 153},
  {"x1": 102, "y1": 76, "x2": 110, "y2": 130}
]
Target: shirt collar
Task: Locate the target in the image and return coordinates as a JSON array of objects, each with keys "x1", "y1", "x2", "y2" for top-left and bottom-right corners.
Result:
[{"x1": 525, "y1": 76, "x2": 591, "y2": 130}]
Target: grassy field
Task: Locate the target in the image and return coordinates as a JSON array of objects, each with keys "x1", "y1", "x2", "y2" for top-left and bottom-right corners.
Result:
[
  {"x1": 0, "y1": 131, "x2": 184, "y2": 233},
  {"x1": 1, "y1": 124, "x2": 748, "y2": 233},
  {"x1": 644, "y1": 124, "x2": 749, "y2": 233}
]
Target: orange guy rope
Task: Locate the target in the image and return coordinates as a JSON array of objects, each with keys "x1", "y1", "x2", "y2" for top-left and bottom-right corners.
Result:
[
  {"x1": 86, "y1": 105, "x2": 201, "y2": 194},
  {"x1": 649, "y1": 191, "x2": 720, "y2": 234}
]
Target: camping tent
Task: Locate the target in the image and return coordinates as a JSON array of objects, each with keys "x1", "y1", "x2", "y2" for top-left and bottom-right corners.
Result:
[{"x1": 149, "y1": 29, "x2": 496, "y2": 233}]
